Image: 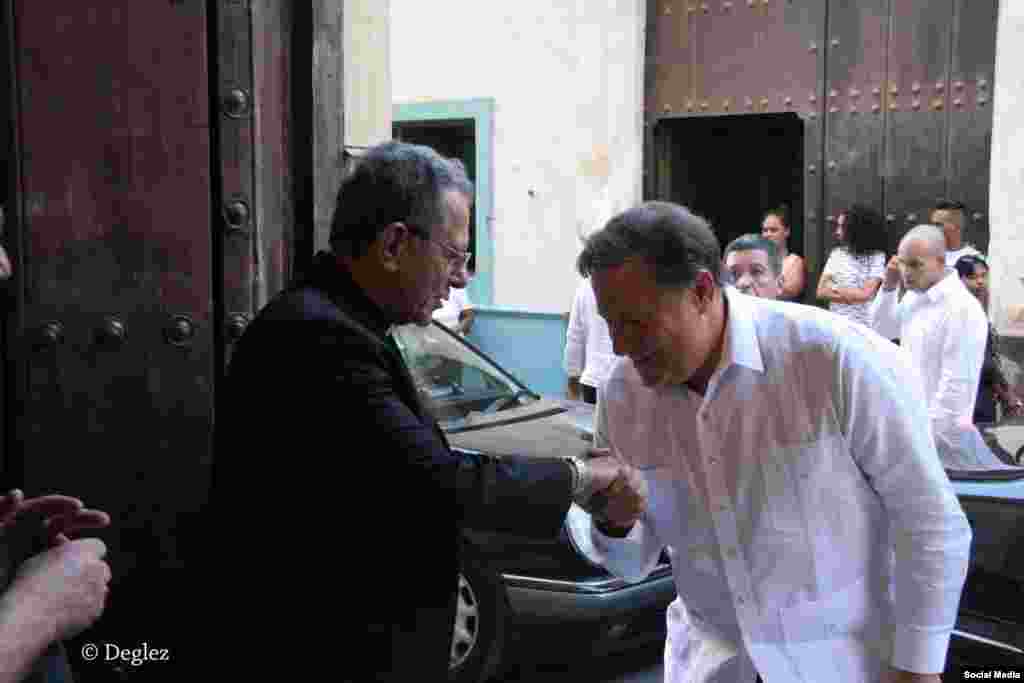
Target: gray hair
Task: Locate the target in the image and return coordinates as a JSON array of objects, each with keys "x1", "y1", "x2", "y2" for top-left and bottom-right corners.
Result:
[
  {"x1": 722, "y1": 233, "x2": 782, "y2": 276},
  {"x1": 900, "y1": 224, "x2": 946, "y2": 258},
  {"x1": 329, "y1": 141, "x2": 474, "y2": 258},
  {"x1": 577, "y1": 202, "x2": 721, "y2": 288}
]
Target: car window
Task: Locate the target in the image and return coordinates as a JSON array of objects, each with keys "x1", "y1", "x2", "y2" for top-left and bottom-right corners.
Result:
[{"x1": 392, "y1": 322, "x2": 539, "y2": 426}]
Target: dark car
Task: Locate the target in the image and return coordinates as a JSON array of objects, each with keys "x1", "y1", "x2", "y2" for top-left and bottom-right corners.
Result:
[
  {"x1": 393, "y1": 322, "x2": 1024, "y2": 682},
  {"x1": 392, "y1": 322, "x2": 675, "y2": 682}
]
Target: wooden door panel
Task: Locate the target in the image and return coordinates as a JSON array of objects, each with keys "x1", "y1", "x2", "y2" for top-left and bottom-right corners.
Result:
[{"x1": 13, "y1": 0, "x2": 213, "y2": 578}]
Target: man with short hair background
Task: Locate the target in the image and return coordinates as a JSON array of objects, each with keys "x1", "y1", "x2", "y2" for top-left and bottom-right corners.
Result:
[
  {"x1": 931, "y1": 199, "x2": 982, "y2": 267},
  {"x1": 870, "y1": 224, "x2": 1005, "y2": 469},
  {"x1": 580, "y1": 202, "x2": 970, "y2": 683},
  {"x1": 721, "y1": 233, "x2": 783, "y2": 300}
]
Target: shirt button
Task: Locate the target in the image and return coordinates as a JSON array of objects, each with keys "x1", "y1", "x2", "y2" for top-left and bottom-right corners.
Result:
[
  {"x1": 726, "y1": 548, "x2": 738, "y2": 559},
  {"x1": 736, "y1": 595, "x2": 746, "y2": 605},
  {"x1": 709, "y1": 457, "x2": 718, "y2": 465}
]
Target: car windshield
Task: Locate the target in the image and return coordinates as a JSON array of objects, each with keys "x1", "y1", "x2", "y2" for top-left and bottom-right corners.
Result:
[{"x1": 392, "y1": 322, "x2": 540, "y2": 427}]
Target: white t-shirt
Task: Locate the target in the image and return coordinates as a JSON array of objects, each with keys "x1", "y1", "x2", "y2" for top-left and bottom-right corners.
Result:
[
  {"x1": 946, "y1": 244, "x2": 982, "y2": 267},
  {"x1": 433, "y1": 288, "x2": 472, "y2": 332},
  {"x1": 563, "y1": 279, "x2": 616, "y2": 390},
  {"x1": 822, "y1": 247, "x2": 886, "y2": 327}
]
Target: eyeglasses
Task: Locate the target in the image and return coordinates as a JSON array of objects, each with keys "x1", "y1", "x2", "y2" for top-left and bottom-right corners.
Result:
[{"x1": 407, "y1": 225, "x2": 472, "y2": 271}]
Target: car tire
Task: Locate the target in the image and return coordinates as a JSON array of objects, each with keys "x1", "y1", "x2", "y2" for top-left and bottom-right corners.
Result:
[{"x1": 449, "y1": 553, "x2": 508, "y2": 683}]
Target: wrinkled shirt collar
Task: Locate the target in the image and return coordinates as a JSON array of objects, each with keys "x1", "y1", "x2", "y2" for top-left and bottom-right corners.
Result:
[{"x1": 719, "y1": 287, "x2": 766, "y2": 375}]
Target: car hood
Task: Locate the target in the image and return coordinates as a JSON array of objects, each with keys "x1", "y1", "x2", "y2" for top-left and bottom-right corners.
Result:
[{"x1": 446, "y1": 398, "x2": 595, "y2": 460}]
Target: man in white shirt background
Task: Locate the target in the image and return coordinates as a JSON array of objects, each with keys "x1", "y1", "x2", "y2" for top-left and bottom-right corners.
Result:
[
  {"x1": 576, "y1": 202, "x2": 970, "y2": 683},
  {"x1": 564, "y1": 278, "x2": 616, "y2": 405},
  {"x1": 869, "y1": 225, "x2": 1012, "y2": 470},
  {"x1": 432, "y1": 265, "x2": 476, "y2": 336},
  {"x1": 930, "y1": 199, "x2": 982, "y2": 267}
]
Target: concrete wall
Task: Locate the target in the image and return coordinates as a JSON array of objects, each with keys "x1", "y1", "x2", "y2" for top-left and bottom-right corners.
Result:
[
  {"x1": 989, "y1": 0, "x2": 1024, "y2": 394},
  {"x1": 390, "y1": 0, "x2": 646, "y2": 314},
  {"x1": 344, "y1": 0, "x2": 391, "y2": 147},
  {"x1": 990, "y1": 0, "x2": 1024, "y2": 337}
]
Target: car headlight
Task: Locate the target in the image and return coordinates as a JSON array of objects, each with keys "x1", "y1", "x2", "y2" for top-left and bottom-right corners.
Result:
[{"x1": 564, "y1": 503, "x2": 605, "y2": 568}]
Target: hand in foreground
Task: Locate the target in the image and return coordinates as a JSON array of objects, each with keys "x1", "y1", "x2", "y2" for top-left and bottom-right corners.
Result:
[
  {"x1": 881, "y1": 667, "x2": 941, "y2": 683},
  {"x1": 6, "y1": 538, "x2": 112, "y2": 641},
  {"x1": 0, "y1": 490, "x2": 111, "y2": 547},
  {"x1": 580, "y1": 449, "x2": 647, "y2": 532}
]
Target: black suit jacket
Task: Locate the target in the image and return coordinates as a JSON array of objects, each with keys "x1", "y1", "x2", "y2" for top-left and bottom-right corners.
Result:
[{"x1": 208, "y1": 251, "x2": 572, "y2": 680}]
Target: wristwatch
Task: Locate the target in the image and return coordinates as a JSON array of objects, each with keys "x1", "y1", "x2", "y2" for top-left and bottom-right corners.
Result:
[{"x1": 564, "y1": 455, "x2": 590, "y2": 503}]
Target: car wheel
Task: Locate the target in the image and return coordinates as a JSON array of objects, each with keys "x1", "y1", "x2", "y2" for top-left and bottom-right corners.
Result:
[{"x1": 449, "y1": 555, "x2": 507, "y2": 683}]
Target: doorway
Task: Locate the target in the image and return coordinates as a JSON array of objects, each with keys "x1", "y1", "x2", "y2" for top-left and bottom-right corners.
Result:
[
  {"x1": 652, "y1": 113, "x2": 805, "y2": 263},
  {"x1": 393, "y1": 119, "x2": 477, "y2": 272}
]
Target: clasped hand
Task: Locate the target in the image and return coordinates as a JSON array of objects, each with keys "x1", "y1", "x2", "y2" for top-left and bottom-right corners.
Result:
[{"x1": 576, "y1": 448, "x2": 647, "y2": 530}]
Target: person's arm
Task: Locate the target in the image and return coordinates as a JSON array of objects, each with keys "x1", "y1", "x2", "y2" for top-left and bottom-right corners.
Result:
[
  {"x1": 836, "y1": 329, "x2": 971, "y2": 677},
  {"x1": 869, "y1": 255, "x2": 904, "y2": 338},
  {"x1": 815, "y1": 251, "x2": 838, "y2": 302},
  {"x1": 932, "y1": 307, "x2": 987, "y2": 430},
  {"x1": 781, "y1": 254, "x2": 806, "y2": 300},
  {"x1": 832, "y1": 278, "x2": 882, "y2": 305},
  {"x1": 457, "y1": 307, "x2": 475, "y2": 336},
  {"x1": 585, "y1": 388, "x2": 665, "y2": 583},
  {"x1": 566, "y1": 376, "x2": 582, "y2": 401},
  {"x1": 0, "y1": 246, "x2": 10, "y2": 280},
  {"x1": 563, "y1": 288, "x2": 587, "y2": 398},
  {"x1": 0, "y1": 539, "x2": 111, "y2": 683}
]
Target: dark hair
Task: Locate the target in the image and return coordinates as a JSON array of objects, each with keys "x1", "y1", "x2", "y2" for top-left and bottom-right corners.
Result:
[
  {"x1": 577, "y1": 202, "x2": 721, "y2": 288},
  {"x1": 329, "y1": 141, "x2": 474, "y2": 258},
  {"x1": 722, "y1": 233, "x2": 781, "y2": 275},
  {"x1": 934, "y1": 199, "x2": 967, "y2": 213},
  {"x1": 764, "y1": 205, "x2": 789, "y2": 228},
  {"x1": 838, "y1": 205, "x2": 888, "y2": 256},
  {"x1": 954, "y1": 254, "x2": 988, "y2": 279}
]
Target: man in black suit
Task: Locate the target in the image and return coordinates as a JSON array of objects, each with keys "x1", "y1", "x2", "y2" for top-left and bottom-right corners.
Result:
[{"x1": 209, "y1": 141, "x2": 635, "y2": 680}]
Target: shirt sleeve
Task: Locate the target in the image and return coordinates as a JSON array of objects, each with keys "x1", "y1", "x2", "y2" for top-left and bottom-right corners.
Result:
[
  {"x1": 585, "y1": 376, "x2": 666, "y2": 583},
  {"x1": 869, "y1": 284, "x2": 902, "y2": 340},
  {"x1": 564, "y1": 285, "x2": 587, "y2": 377},
  {"x1": 835, "y1": 329, "x2": 971, "y2": 674},
  {"x1": 932, "y1": 306, "x2": 987, "y2": 424},
  {"x1": 822, "y1": 249, "x2": 838, "y2": 276},
  {"x1": 869, "y1": 252, "x2": 886, "y2": 280}
]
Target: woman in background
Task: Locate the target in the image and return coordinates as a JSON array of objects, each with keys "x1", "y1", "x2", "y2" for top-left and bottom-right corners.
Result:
[
  {"x1": 760, "y1": 205, "x2": 805, "y2": 300},
  {"x1": 815, "y1": 204, "x2": 888, "y2": 327},
  {"x1": 955, "y1": 254, "x2": 1024, "y2": 424}
]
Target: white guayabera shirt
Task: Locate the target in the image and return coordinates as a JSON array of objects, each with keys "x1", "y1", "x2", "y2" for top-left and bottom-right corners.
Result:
[
  {"x1": 587, "y1": 289, "x2": 971, "y2": 683},
  {"x1": 869, "y1": 270, "x2": 1011, "y2": 470}
]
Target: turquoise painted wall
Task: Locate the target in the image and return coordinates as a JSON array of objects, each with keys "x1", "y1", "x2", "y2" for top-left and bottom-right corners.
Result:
[{"x1": 467, "y1": 308, "x2": 568, "y2": 398}]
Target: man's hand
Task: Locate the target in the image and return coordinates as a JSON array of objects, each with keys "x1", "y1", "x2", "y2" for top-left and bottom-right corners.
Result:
[
  {"x1": 882, "y1": 666, "x2": 941, "y2": 683},
  {"x1": 567, "y1": 377, "x2": 582, "y2": 402},
  {"x1": 883, "y1": 255, "x2": 903, "y2": 290},
  {"x1": 6, "y1": 538, "x2": 111, "y2": 641},
  {"x1": 579, "y1": 449, "x2": 647, "y2": 533},
  {"x1": 0, "y1": 489, "x2": 111, "y2": 547}
]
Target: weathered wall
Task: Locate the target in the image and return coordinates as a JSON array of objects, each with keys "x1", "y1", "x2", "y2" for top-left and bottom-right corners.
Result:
[
  {"x1": 990, "y1": 0, "x2": 1024, "y2": 337},
  {"x1": 390, "y1": 0, "x2": 646, "y2": 313},
  {"x1": 344, "y1": 0, "x2": 391, "y2": 148},
  {"x1": 988, "y1": 0, "x2": 1024, "y2": 394}
]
